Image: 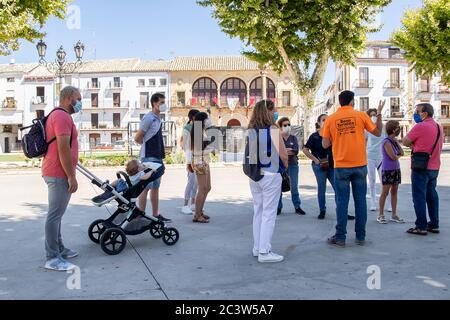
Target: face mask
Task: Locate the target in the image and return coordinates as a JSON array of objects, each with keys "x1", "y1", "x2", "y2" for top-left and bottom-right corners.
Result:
[
  {"x1": 282, "y1": 125, "x2": 291, "y2": 134},
  {"x1": 274, "y1": 112, "x2": 279, "y2": 122},
  {"x1": 371, "y1": 116, "x2": 377, "y2": 123},
  {"x1": 414, "y1": 113, "x2": 423, "y2": 124},
  {"x1": 159, "y1": 103, "x2": 168, "y2": 113},
  {"x1": 204, "y1": 118, "x2": 213, "y2": 129},
  {"x1": 72, "y1": 100, "x2": 82, "y2": 113}
]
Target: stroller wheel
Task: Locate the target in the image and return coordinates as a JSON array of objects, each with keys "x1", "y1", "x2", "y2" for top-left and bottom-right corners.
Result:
[
  {"x1": 99, "y1": 228, "x2": 127, "y2": 255},
  {"x1": 162, "y1": 227, "x2": 179, "y2": 246},
  {"x1": 88, "y1": 219, "x2": 106, "y2": 244},
  {"x1": 149, "y1": 221, "x2": 164, "y2": 239}
]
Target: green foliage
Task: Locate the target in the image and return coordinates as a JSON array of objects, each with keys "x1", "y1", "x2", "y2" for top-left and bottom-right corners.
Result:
[
  {"x1": 79, "y1": 155, "x2": 135, "y2": 167},
  {"x1": 199, "y1": 0, "x2": 391, "y2": 96},
  {"x1": 0, "y1": 0, "x2": 69, "y2": 55},
  {"x1": 391, "y1": 0, "x2": 450, "y2": 84}
]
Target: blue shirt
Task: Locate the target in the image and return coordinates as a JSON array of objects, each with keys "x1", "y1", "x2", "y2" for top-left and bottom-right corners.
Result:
[
  {"x1": 305, "y1": 131, "x2": 334, "y2": 167},
  {"x1": 139, "y1": 112, "x2": 161, "y2": 159}
]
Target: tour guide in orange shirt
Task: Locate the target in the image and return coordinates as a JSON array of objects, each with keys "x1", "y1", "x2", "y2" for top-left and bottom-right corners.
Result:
[{"x1": 321, "y1": 90, "x2": 385, "y2": 247}]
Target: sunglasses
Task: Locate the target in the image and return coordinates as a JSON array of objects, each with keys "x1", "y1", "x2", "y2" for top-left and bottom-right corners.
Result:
[{"x1": 282, "y1": 124, "x2": 291, "y2": 127}]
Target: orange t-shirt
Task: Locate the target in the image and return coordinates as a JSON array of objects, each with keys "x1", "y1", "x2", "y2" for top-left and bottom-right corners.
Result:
[{"x1": 321, "y1": 106, "x2": 376, "y2": 168}]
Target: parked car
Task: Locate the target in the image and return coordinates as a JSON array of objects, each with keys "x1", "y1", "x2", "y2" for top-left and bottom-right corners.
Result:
[{"x1": 93, "y1": 143, "x2": 113, "y2": 150}]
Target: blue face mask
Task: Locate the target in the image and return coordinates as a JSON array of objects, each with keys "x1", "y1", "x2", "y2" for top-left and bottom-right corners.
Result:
[
  {"x1": 72, "y1": 100, "x2": 83, "y2": 113},
  {"x1": 274, "y1": 112, "x2": 279, "y2": 122},
  {"x1": 413, "y1": 113, "x2": 423, "y2": 124}
]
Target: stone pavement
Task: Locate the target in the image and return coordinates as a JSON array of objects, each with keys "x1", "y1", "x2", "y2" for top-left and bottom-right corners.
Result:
[{"x1": 0, "y1": 158, "x2": 449, "y2": 300}]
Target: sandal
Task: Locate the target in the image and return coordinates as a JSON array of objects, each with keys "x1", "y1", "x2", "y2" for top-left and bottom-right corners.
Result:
[
  {"x1": 406, "y1": 227, "x2": 427, "y2": 236},
  {"x1": 193, "y1": 215, "x2": 209, "y2": 223},
  {"x1": 377, "y1": 216, "x2": 388, "y2": 224},
  {"x1": 202, "y1": 212, "x2": 210, "y2": 220},
  {"x1": 390, "y1": 216, "x2": 405, "y2": 223}
]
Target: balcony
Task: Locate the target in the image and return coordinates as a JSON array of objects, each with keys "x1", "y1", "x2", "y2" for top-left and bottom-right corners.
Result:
[
  {"x1": 1, "y1": 99, "x2": 17, "y2": 110},
  {"x1": 31, "y1": 96, "x2": 47, "y2": 107},
  {"x1": 353, "y1": 79, "x2": 374, "y2": 89},
  {"x1": 384, "y1": 80, "x2": 404, "y2": 90},
  {"x1": 390, "y1": 110, "x2": 404, "y2": 118},
  {"x1": 438, "y1": 84, "x2": 450, "y2": 94},
  {"x1": 108, "y1": 81, "x2": 123, "y2": 90},
  {"x1": 82, "y1": 100, "x2": 130, "y2": 110},
  {"x1": 85, "y1": 81, "x2": 101, "y2": 91},
  {"x1": 79, "y1": 123, "x2": 128, "y2": 131}
]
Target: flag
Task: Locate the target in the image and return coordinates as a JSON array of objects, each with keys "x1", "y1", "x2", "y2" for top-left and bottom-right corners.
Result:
[{"x1": 191, "y1": 97, "x2": 197, "y2": 105}]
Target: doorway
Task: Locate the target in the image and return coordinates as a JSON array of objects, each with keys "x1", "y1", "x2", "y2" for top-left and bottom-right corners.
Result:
[{"x1": 4, "y1": 137, "x2": 10, "y2": 153}]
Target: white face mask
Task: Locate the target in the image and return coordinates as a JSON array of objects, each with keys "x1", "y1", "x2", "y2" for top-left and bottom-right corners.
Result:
[
  {"x1": 282, "y1": 125, "x2": 291, "y2": 134},
  {"x1": 371, "y1": 116, "x2": 377, "y2": 123},
  {"x1": 204, "y1": 118, "x2": 213, "y2": 128},
  {"x1": 159, "y1": 103, "x2": 168, "y2": 113}
]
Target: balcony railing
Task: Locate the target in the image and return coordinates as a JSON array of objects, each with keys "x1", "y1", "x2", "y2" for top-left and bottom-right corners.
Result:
[
  {"x1": 83, "y1": 100, "x2": 130, "y2": 109},
  {"x1": 1, "y1": 99, "x2": 17, "y2": 110},
  {"x1": 86, "y1": 81, "x2": 101, "y2": 90},
  {"x1": 441, "y1": 114, "x2": 449, "y2": 119},
  {"x1": 31, "y1": 96, "x2": 47, "y2": 105},
  {"x1": 390, "y1": 110, "x2": 404, "y2": 118},
  {"x1": 439, "y1": 85, "x2": 450, "y2": 94},
  {"x1": 109, "y1": 81, "x2": 123, "y2": 89},
  {"x1": 384, "y1": 80, "x2": 404, "y2": 89},
  {"x1": 80, "y1": 123, "x2": 128, "y2": 130},
  {"x1": 353, "y1": 79, "x2": 374, "y2": 89}
]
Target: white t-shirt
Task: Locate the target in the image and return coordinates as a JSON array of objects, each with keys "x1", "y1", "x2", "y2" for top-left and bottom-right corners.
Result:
[{"x1": 129, "y1": 171, "x2": 145, "y2": 186}]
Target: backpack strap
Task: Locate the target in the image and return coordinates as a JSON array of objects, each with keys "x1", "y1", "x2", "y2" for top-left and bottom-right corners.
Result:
[
  {"x1": 430, "y1": 123, "x2": 441, "y2": 156},
  {"x1": 46, "y1": 108, "x2": 73, "y2": 148}
]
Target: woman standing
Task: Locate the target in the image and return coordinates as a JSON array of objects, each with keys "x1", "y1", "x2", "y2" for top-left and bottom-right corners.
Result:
[
  {"x1": 277, "y1": 117, "x2": 306, "y2": 216},
  {"x1": 248, "y1": 100, "x2": 288, "y2": 263},
  {"x1": 190, "y1": 112, "x2": 213, "y2": 223},
  {"x1": 180, "y1": 109, "x2": 199, "y2": 215}
]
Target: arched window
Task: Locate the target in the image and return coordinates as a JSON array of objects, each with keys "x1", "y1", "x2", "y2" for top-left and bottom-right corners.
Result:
[
  {"x1": 192, "y1": 77, "x2": 218, "y2": 106},
  {"x1": 249, "y1": 77, "x2": 275, "y2": 105},
  {"x1": 220, "y1": 77, "x2": 247, "y2": 107}
]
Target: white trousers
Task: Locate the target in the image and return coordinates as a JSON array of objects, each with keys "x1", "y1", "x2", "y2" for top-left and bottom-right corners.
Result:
[
  {"x1": 249, "y1": 173, "x2": 282, "y2": 254},
  {"x1": 367, "y1": 158, "x2": 390, "y2": 209}
]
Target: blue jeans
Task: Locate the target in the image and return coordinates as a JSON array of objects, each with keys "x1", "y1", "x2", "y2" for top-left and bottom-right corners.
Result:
[
  {"x1": 334, "y1": 166, "x2": 368, "y2": 241},
  {"x1": 311, "y1": 163, "x2": 336, "y2": 212},
  {"x1": 411, "y1": 170, "x2": 440, "y2": 230},
  {"x1": 278, "y1": 164, "x2": 301, "y2": 210}
]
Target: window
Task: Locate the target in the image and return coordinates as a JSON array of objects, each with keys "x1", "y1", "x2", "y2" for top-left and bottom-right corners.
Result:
[
  {"x1": 113, "y1": 113, "x2": 121, "y2": 128},
  {"x1": 390, "y1": 68, "x2": 400, "y2": 88},
  {"x1": 5, "y1": 97, "x2": 15, "y2": 108},
  {"x1": 160, "y1": 78, "x2": 167, "y2": 86},
  {"x1": 282, "y1": 91, "x2": 291, "y2": 106},
  {"x1": 149, "y1": 79, "x2": 156, "y2": 87},
  {"x1": 3, "y1": 125, "x2": 13, "y2": 133},
  {"x1": 113, "y1": 77, "x2": 121, "y2": 88},
  {"x1": 111, "y1": 133, "x2": 123, "y2": 144},
  {"x1": 193, "y1": 77, "x2": 218, "y2": 106},
  {"x1": 140, "y1": 92, "x2": 149, "y2": 109},
  {"x1": 441, "y1": 103, "x2": 449, "y2": 119},
  {"x1": 113, "y1": 93, "x2": 121, "y2": 108},
  {"x1": 89, "y1": 134, "x2": 101, "y2": 148},
  {"x1": 177, "y1": 91, "x2": 186, "y2": 106},
  {"x1": 358, "y1": 67, "x2": 369, "y2": 87},
  {"x1": 36, "y1": 87, "x2": 45, "y2": 103},
  {"x1": 388, "y1": 48, "x2": 401, "y2": 58},
  {"x1": 36, "y1": 110, "x2": 45, "y2": 119},
  {"x1": 360, "y1": 97, "x2": 369, "y2": 111},
  {"x1": 390, "y1": 97, "x2": 400, "y2": 112},
  {"x1": 220, "y1": 77, "x2": 246, "y2": 106},
  {"x1": 91, "y1": 78, "x2": 99, "y2": 88},
  {"x1": 249, "y1": 77, "x2": 276, "y2": 104},
  {"x1": 91, "y1": 93, "x2": 98, "y2": 108},
  {"x1": 138, "y1": 79, "x2": 145, "y2": 87},
  {"x1": 7, "y1": 77, "x2": 14, "y2": 83},
  {"x1": 419, "y1": 76, "x2": 430, "y2": 92},
  {"x1": 91, "y1": 114, "x2": 99, "y2": 128}
]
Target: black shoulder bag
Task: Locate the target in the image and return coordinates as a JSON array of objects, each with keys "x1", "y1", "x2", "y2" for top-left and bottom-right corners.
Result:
[{"x1": 411, "y1": 124, "x2": 440, "y2": 171}]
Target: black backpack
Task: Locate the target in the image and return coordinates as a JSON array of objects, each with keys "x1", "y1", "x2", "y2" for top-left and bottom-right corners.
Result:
[{"x1": 20, "y1": 108, "x2": 72, "y2": 159}]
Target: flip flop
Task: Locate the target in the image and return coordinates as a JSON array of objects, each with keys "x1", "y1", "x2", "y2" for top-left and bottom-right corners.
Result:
[
  {"x1": 193, "y1": 216, "x2": 209, "y2": 223},
  {"x1": 406, "y1": 227, "x2": 427, "y2": 236}
]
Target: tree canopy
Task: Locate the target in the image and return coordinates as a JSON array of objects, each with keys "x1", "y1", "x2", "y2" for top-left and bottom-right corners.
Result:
[
  {"x1": 391, "y1": 0, "x2": 450, "y2": 84},
  {"x1": 0, "y1": 0, "x2": 69, "y2": 55}
]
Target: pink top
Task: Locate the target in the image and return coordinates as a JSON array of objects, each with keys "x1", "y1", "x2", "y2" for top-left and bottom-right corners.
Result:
[
  {"x1": 41, "y1": 109, "x2": 79, "y2": 178},
  {"x1": 406, "y1": 118, "x2": 444, "y2": 170}
]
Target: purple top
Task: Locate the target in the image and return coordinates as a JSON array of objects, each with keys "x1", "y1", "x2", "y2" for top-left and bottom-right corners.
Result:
[{"x1": 381, "y1": 137, "x2": 401, "y2": 171}]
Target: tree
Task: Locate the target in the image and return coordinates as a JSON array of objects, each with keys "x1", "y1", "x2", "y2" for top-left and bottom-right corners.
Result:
[
  {"x1": 0, "y1": 0, "x2": 69, "y2": 56},
  {"x1": 391, "y1": 0, "x2": 450, "y2": 85},
  {"x1": 199, "y1": 0, "x2": 391, "y2": 130}
]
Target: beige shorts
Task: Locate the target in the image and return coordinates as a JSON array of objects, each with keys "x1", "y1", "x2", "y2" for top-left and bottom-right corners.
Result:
[{"x1": 192, "y1": 162, "x2": 210, "y2": 175}]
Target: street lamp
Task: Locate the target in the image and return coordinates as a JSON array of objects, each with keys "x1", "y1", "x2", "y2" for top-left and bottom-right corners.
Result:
[{"x1": 36, "y1": 39, "x2": 85, "y2": 81}]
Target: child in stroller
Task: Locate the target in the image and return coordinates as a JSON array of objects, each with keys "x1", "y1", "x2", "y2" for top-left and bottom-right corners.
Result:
[{"x1": 77, "y1": 161, "x2": 179, "y2": 255}]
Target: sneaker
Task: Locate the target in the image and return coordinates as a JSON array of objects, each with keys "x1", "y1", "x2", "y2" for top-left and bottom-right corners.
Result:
[
  {"x1": 355, "y1": 239, "x2": 366, "y2": 246},
  {"x1": 318, "y1": 211, "x2": 326, "y2": 220},
  {"x1": 387, "y1": 208, "x2": 393, "y2": 213},
  {"x1": 157, "y1": 214, "x2": 172, "y2": 223},
  {"x1": 258, "y1": 252, "x2": 284, "y2": 263},
  {"x1": 377, "y1": 216, "x2": 388, "y2": 224},
  {"x1": 190, "y1": 204, "x2": 196, "y2": 211},
  {"x1": 390, "y1": 216, "x2": 405, "y2": 223},
  {"x1": 327, "y1": 235, "x2": 345, "y2": 248},
  {"x1": 181, "y1": 206, "x2": 193, "y2": 215},
  {"x1": 61, "y1": 248, "x2": 79, "y2": 259},
  {"x1": 277, "y1": 208, "x2": 282, "y2": 216},
  {"x1": 370, "y1": 206, "x2": 377, "y2": 212},
  {"x1": 44, "y1": 258, "x2": 76, "y2": 271},
  {"x1": 252, "y1": 249, "x2": 259, "y2": 257},
  {"x1": 295, "y1": 208, "x2": 306, "y2": 215},
  {"x1": 347, "y1": 215, "x2": 355, "y2": 221}
]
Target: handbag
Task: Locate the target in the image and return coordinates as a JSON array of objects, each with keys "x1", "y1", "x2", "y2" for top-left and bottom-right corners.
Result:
[
  {"x1": 281, "y1": 171, "x2": 291, "y2": 193},
  {"x1": 411, "y1": 124, "x2": 440, "y2": 171}
]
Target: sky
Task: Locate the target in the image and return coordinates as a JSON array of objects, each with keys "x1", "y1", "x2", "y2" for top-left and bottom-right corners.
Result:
[{"x1": 0, "y1": 0, "x2": 423, "y2": 96}]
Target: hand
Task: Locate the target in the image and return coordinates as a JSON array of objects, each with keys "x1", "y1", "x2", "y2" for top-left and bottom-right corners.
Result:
[
  {"x1": 68, "y1": 176, "x2": 78, "y2": 194},
  {"x1": 377, "y1": 99, "x2": 386, "y2": 115},
  {"x1": 314, "y1": 159, "x2": 321, "y2": 165}
]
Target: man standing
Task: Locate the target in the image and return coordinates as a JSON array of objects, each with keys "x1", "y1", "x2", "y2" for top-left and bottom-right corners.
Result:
[
  {"x1": 322, "y1": 91, "x2": 384, "y2": 247},
  {"x1": 135, "y1": 93, "x2": 171, "y2": 222},
  {"x1": 403, "y1": 103, "x2": 444, "y2": 235},
  {"x1": 42, "y1": 86, "x2": 81, "y2": 271}
]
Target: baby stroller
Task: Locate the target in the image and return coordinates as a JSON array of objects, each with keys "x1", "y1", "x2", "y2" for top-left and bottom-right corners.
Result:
[{"x1": 76, "y1": 163, "x2": 180, "y2": 255}]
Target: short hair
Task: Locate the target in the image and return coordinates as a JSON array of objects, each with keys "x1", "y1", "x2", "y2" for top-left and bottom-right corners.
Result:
[
  {"x1": 277, "y1": 117, "x2": 290, "y2": 128},
  {"x1": 417, "y1": 103, "x2": 434, "y2": 118},
  {"x1": 385, "y1": 120, "x2": 400, "y2": 135},
  {"x1": 151, "y1": 93, "x2": 165, "y2": 108},
  {"x1": 126, "y1": 160, "x2": 140, "y2": 176},
  {"x1": 59, "y1": 86, "x2": 79, "y2": 102},
  {"x1": 339, "y1": 90, "x2": 355, "y2": 106},
  {"x1": 366, "y1": 108, "x2": 377, "y2": 117}
]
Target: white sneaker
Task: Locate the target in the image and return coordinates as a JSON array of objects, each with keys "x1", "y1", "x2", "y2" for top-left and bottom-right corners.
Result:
[
  {"x1": 387, "y1": 208, "x2": 393, "y2": 212},
  {"x1": 370, "y1": 206, "x2": 377, "y2": 212},
  {"x1": 252, "y1": 249, "x2": 259, "y2": 257},
  {"x1": 258, "y1": 252, "x2": 284, "y2": 263},
  {"x1": 181, "y1": 206, "x2": 193, "y2": 215},
  {"x1": 190, "y1": 204, "x2": 196, "y2": 211},
  {"x1": 45, "y1": 258, "x2": 76, "y2": 271}
]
